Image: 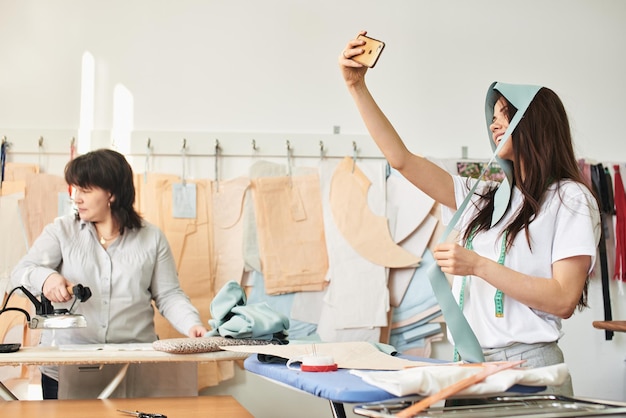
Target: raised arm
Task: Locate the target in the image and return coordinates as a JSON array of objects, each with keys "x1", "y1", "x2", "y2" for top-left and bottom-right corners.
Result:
[{"x1": 339, "y1": 31, "x2": 456, "y2": 209}]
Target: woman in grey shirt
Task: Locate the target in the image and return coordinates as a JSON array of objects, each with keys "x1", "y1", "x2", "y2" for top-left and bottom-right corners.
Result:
[{"x1": 11, "y1": 148, "x2": 207, "y2": 399}]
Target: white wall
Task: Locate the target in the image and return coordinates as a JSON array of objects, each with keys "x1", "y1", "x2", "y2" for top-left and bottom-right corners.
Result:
[
  {"x1": 2, "y1": 0, "x2": 626, "y2": 412},
  {"x1": 2, "y1": 0, "x2": 625, "y2": 163}
]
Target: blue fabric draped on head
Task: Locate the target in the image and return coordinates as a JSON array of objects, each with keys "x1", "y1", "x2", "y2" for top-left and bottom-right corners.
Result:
[{"x1": 484, "y1": 81, "x2": 542, "y2": 226}]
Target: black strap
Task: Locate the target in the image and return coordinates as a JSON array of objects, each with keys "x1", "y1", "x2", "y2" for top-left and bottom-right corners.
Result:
[
  {"x1": 591, "y1": 163, "x2": 614, "y2": 340},
  {"x1": 605, "y1": 166, "x2": 616, "y2": 215}
]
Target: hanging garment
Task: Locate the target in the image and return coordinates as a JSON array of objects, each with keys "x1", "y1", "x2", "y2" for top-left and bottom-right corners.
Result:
[
  {"x1": 602, "y1": 166, "x2": 616, "y2": 281},
  {"x1": 135, "y1": 173, "x2": 226, "y2": 388},
  {"x1": 330, "y1": 156, "x2": 420, "y2": 268},
  {"x1": 212, "y1": 176, "x2": 250, "y2": 292},
  {"x1": 386, "y1": 169, "x2": 437, "y2": 306},
  {"x1": 134, "y1": 173, "x2": 178, "y2": 224},
  {"x1": 250, "y1": 172, "x2": 328, "y2": 295},
  {"x1": 289, "y1": 284, "x2": 325, "y2": 327},
  {"x1": 2, "y1": 163, "x2": 39, "y2": 196},
  {"x1": 18, "y1": 173, "x2": 69, "y2": 247},
  {"x1": 388, "y1": 215, "x2": 438, "y2": 302},
  {"x1": 400, "y1": 331, "x2": 445, "y2": 358},
  {"x1": 136, "y1": 172, "x2": 217, "y2": 330},
  {"x1": 390, "y1": 250, "x2": 442, "y2": 355},
  {"x1": 316, "y1": 304, "x2": 382, "y2": 343},
  {"x1": 613, "y1": 164, "x2": 626, "y2": 282},
  {"x1": 243, "y1": 161, "x2": 317, "y2": 272},
  {"x1": 2, "y1": 162, "x2": 39, "y2": 196},
  {"x1": 142, "y1": 176, "x2": 214, "y2": 336},
  {"x1": 312, "y1": 159, "x2": 387, "y2": 341},
  {"x1": 1, "y1": 181, "x2": 25, "y2": 196},
  {"x1": 590, "y1": 163, "x2": 615, "y2": 340},
  {"x1": 387, "y1": 169, "x2": 435, "y2": 243},
  {"x1": 3, "y1": 162, "x2": 39, "y2": 181}
]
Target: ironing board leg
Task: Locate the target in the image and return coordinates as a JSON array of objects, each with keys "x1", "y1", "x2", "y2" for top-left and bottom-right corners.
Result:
[
  {"x1": 97, "y1": 363, "x2": 130, "y2": 399},
  {"x1": 329, "y1": 400, "x2": 347, "y2": 418},
  {"x1": 0, "y1": 380, "x2": 19, "y2": 400}
]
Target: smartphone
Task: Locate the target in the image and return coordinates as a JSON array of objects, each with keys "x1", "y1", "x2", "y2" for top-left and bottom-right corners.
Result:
[{"x1": 352, "y1": 34, "x2": 385, "y2": 68}]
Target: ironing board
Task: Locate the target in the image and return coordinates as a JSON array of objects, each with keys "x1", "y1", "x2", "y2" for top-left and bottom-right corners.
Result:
[
  {"x1": 243, "y1": 355, "x2": 543, "y2": 418},
  {"x1": 0, "y1": 344, "x2": 249, "y2": 400}
]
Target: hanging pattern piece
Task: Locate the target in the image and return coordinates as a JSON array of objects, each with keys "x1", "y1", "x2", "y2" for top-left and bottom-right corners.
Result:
[
  {"x1": 251, "y1": 172, "x2": 329, "y2": 295},
  {"x1": 329, "y1": 156, "x2": 421, "y2": 268},
  {"x1": 613, "y1": 165, "x2": 626, "y2": 284}
]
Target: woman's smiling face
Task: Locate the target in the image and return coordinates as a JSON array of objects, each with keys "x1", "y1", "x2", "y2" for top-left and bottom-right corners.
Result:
[{"x1": 490, "y1": 96, "x2": 513, "y2": 161}]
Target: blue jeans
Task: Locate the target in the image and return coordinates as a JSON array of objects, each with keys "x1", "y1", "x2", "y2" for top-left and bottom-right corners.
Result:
[
  {"x1": 483, "y1": 341, "x2": 573, "y2": 396},
  {"x1": 41, "y1": 373, "x2": 59, "y2": 399}
]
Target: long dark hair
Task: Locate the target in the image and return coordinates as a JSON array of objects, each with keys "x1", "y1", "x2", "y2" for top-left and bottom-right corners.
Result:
[
  {"x1": 465, "y1": 87, "x2": 594, "y2": 309},
  {"x1": 65, "y1": 148, "x2": 143, "y2": 232}
]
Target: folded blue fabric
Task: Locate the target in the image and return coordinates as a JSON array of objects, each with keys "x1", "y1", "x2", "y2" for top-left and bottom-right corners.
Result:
[
  {"x1": 207, "y1": 280, "x2": 290, "y2": 342},
  {"x1": 209, "y1": 280, "x2": 247, "y2": 323}
]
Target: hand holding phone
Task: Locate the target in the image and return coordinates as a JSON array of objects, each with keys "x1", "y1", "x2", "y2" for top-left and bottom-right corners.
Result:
[{"x1": 352, "y1": 34, "x2": 385, "y2": 68}]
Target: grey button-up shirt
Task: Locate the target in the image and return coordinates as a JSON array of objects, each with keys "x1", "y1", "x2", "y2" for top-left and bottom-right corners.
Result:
[{"x1": 11, "y1": 215, "x2": 203, "y2": 378}]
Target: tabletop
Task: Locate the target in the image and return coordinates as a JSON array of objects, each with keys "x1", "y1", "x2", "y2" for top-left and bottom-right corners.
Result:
[{"x1": 0, "y1": 395, "x2": 253, "y2": 417}]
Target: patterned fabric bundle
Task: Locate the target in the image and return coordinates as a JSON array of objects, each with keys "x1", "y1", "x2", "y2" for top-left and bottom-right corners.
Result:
[{"x1": 152, "y1": 335, "x2": 272, "y2": 354}]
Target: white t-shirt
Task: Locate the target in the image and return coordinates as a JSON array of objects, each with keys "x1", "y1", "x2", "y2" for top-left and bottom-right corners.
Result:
[{"x1": 442, "y1": 177, "x2": 601, "y2": 349}]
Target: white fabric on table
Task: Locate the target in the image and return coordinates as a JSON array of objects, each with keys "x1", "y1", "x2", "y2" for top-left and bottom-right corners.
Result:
[{"x1": 350, "y1": 363, "x2": 569, "y2": 397}]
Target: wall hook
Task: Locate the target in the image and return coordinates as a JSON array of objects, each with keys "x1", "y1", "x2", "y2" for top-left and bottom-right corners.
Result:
[
  {"x1": 38, "y1": 136, "x2": 44, "y2": 147},
  {"x1": 144, "y1": 138, "x2": 152, "y2": 184},
  {"x1": 214, "y1": 139, "x2": 221, "y2": 190},
  {"x1": 351, "y1": 141, "x2": 358, "y2": 173},
  {"x1": 285, "y1": 140, "x2": 293, "y2": 178},
  {"x1": 180, "y1": 138, "x2": 188, "y2": 185}
]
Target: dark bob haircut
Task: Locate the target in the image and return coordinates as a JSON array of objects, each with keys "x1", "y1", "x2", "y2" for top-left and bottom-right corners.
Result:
[{"x1": 64, "y1": 148, "x2": 142, "y2": 232}]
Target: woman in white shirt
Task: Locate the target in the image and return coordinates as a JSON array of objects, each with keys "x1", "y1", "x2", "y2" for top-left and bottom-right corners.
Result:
[
  {"x1": 12, "y1": 148, "x2": 207, "y2": 399},
  {"x1": 339, "y1": 31, "x2": 601, "y2": 396}
]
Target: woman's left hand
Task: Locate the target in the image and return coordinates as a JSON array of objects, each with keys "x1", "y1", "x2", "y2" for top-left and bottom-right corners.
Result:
[
  {"x1": 432, "y1": 242, "x2": 481, "y2": 277},
  {"x1": 188, "y1": 325, "x2": 208, "y2": 338}
]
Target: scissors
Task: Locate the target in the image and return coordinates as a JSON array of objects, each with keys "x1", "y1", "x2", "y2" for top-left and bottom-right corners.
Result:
[{"x1": 117, "y1": 409, "x2": 167, "y2": 418}]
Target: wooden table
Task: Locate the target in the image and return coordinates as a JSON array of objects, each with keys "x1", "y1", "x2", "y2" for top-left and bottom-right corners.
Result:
[
  {"x1": 0, "y1": 395, "x2": 253, "y2": 417},
  {"x1": 0, "y1": 344, "x2": 249, "y2": 400},
  {"x1": 593, "y1": 320, "x2": 626, "y2": 332}
]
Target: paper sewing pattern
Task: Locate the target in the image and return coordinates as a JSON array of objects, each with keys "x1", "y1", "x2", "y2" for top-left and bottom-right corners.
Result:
[{"x1": 330, "y1": 157, "x2": 420, "y2": 268}]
